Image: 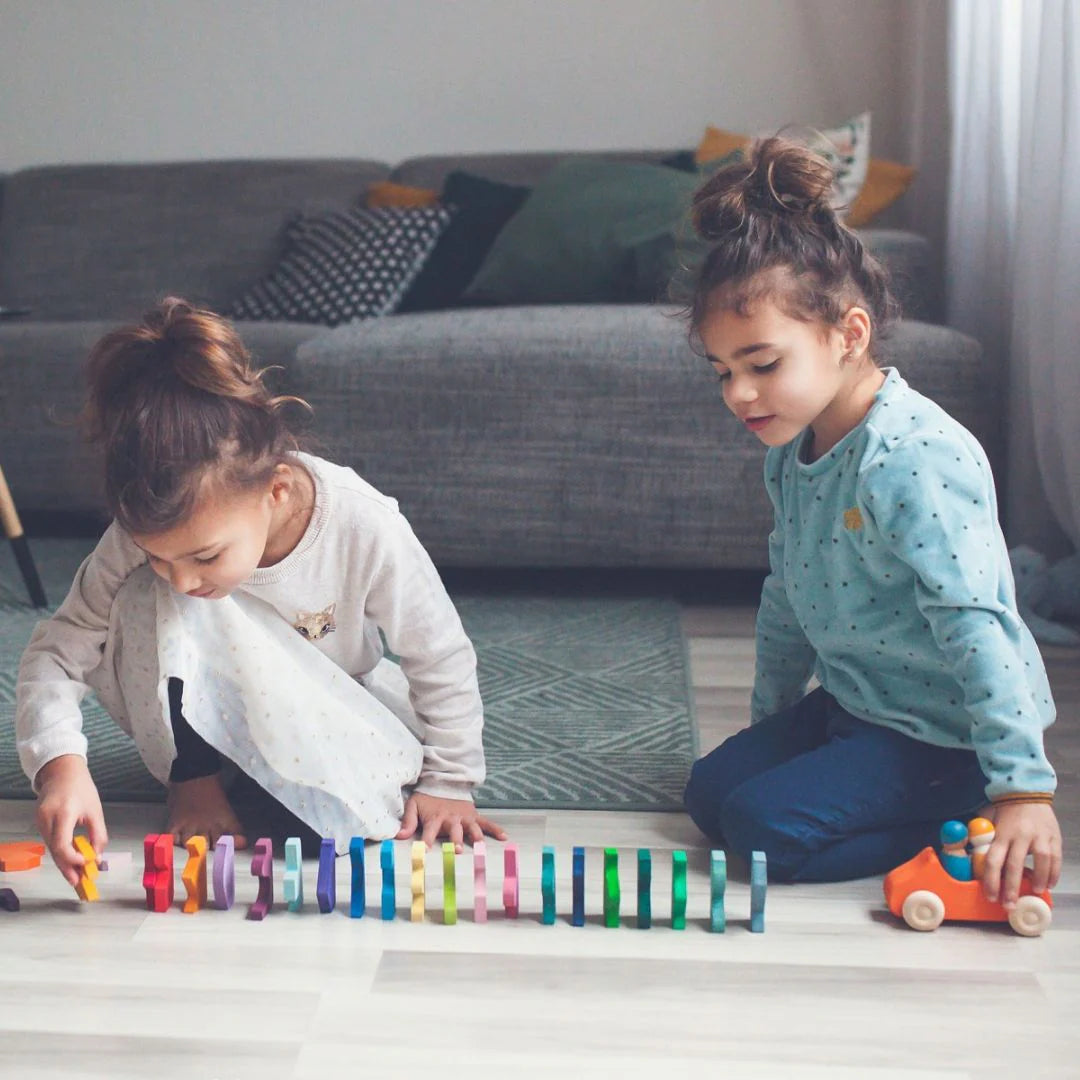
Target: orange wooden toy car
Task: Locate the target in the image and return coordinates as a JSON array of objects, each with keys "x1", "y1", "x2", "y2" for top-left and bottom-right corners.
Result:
[{"x1": 884, "y1": 845, "x2": 1053, "y2": 936}]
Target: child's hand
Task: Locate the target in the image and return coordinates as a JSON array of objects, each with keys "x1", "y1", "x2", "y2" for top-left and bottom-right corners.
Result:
[
  {"x1": 980, "y1": 801, "x2": 1062, "y2": 909},
  {"x1": 34, "y1": 754, "x2": 109, "y2": 887},
  {"x1": 396, "y1": 792, "x2": 508, "y2": 854}
]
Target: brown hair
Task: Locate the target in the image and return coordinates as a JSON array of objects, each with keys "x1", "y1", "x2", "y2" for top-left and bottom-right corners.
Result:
[
  {"x1": 683, "y1": 135, "x2": 900, "y2": 353},
  {"x1": 82, "y1": 297, "x2": 310, "y2": 535}
]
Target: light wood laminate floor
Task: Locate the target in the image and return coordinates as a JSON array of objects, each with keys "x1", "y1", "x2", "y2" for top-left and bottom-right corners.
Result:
[{"x1": 1, "y1": 599, "x2": 1077, "y2": 1079}]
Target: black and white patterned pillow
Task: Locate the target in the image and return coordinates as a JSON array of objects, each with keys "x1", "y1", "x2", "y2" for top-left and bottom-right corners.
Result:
[{"x1": 229, "y1": 205, "x2": 452, "y2": 326}]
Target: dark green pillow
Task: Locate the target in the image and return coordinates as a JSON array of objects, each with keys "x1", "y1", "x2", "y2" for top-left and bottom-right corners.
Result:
[{"x1": 463, "y1": 158, "x2": 705, "y2": 304}]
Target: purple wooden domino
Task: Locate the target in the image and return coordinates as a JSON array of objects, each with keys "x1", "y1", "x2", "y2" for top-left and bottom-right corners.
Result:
[
  {"x1": 247, "y1": 837, "x2": 274, "y2": 921},
  {"x1": 212, "y1": 835, "x2": 235, "y2": 910},
  {"x1": 317, "y1": 837, "x2": 336, "y2": 913},
  {"x1": 473, "y1": 841, "x2": 487, "y2": 923},
  {"x1": 0, "y1": 887, "x2": 19, "y2": 912}
]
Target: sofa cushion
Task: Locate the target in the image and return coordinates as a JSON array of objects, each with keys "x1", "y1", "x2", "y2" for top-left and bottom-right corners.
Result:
[
  {"x1": 389, "y1": 149, "x2": 685, "y2": 192},
  {"x1": 0, "y1": 160, "x2": 390, "y2": 321},
  {"x1": 229, "y1": 205, "x2": 451, "y2": 326},
  {"x1": 397, "y1": 172, "x2": 530, "y2": 313},
  {"x1": 291, "y1": 307, "x2": 989, "y2": 568}
]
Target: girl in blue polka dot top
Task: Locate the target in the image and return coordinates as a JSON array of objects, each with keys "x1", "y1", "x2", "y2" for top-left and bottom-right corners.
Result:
[{"x1": 682, "y1": 136, "x2": 1061, "y2": 906}]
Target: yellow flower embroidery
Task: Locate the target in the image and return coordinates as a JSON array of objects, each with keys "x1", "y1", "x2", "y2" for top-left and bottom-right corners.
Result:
[{"x1": 843, "y1": 506, "x2": 864, "y2": 531}]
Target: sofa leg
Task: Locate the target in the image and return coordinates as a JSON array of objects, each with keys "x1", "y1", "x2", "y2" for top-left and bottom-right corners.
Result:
[{"x1": 0, "y1": 464, "x2": 48, "y2": 608}]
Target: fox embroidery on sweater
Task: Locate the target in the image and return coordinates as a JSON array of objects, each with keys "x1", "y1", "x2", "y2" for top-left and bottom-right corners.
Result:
[{"x1": 293, "y1": 602, "x2": 336, "y2": 640}]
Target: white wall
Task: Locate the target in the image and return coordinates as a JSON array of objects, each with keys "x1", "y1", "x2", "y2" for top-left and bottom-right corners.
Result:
[{"x1": 0, "y1": 0, "x2": 947, "y2": 236}]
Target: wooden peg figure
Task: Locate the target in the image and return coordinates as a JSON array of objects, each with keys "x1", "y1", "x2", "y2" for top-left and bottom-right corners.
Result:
[{"x1": 967, "y1": 817, "x2": 995, "y2": 880}]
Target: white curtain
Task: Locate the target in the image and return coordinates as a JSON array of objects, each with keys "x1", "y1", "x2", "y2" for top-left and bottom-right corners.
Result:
[{"x1": 947, "y1": 0, "x2": 1080, "y2": 555}]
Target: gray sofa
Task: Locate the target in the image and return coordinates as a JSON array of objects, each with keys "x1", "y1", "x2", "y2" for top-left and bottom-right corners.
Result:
[{"x1": 0, "y1": 153, "x2": 990, "y2": 569}]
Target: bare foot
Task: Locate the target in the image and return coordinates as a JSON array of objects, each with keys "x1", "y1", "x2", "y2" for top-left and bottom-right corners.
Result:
[{"x1": 166, "y1": 774, "x2": 249, "y2": 850}]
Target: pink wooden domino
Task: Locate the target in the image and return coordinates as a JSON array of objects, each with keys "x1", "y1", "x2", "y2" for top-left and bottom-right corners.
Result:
[{"x1": 473, "y1": 841, "x2": 487, "y2": 923}]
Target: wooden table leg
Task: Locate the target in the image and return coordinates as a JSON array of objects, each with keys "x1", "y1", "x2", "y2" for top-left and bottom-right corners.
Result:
[{"x1": 0, "y1": 463, "x2": 47, "y2": 608}]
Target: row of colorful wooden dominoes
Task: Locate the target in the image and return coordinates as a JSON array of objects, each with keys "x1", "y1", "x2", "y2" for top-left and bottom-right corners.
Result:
[{"x1": 61, "y1": 836, "x2": 768, "y2": 931}]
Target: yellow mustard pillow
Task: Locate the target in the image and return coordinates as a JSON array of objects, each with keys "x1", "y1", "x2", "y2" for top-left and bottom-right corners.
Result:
[
  {"x1": 847, "y1": 158, "x2": 916, "y2": 227},
  {"x1": 366, "y1": 181, "x2": 440, "y2": 209},
  {"x1": 694, "y1": 126, "x2": 750, "y2": 165}
]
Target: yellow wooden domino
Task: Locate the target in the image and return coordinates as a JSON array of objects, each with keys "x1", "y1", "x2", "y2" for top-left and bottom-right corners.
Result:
[
  {"x1": 181, "y1": 836, "x2": 208, "y2": 913},
  {"x1": 72, "y1": 836, "x2": 100, "y2": 902},
  {"x1": 411, "y1": 841, "x2": 425, "y2": 922}
]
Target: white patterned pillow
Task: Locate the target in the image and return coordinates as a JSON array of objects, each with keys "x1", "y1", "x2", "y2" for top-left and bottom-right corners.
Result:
[
  {"x1": 800, "y1": 111, "x2": 872, "y2": 215},
  {"x1": 230, "y1": 205, "x2": 452, "y2": 326}
]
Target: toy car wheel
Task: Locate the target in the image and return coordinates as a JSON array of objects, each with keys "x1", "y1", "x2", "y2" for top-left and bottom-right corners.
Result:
[
  {"x1": 1007, "y1": 895, "x2": 1052, "y2": 937},
  {"x1": 901, "y1": 889, "x2": 945, "y2": 931}
]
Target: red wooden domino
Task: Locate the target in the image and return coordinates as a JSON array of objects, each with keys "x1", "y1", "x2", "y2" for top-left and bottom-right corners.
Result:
[
  {"x1": 248, "y1": 838, "x2": 274, "y2": 921},
  {"x1": 212, "y1": 835, "x2": 235, "y2": 911},
  {"x1": 473, "y1": 841, "x2": 487, "y2": 923},
  {"x1": 503, "y1": 842, "x2": 519, "y2": 918},
  {"x1": 142, "y1": 834, "x2": 174, "y2": 913}
]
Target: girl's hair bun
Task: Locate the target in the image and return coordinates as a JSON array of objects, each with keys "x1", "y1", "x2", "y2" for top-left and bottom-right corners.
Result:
[{"x1": 692, "y1": 135, "x2": 836, "y2": 241}]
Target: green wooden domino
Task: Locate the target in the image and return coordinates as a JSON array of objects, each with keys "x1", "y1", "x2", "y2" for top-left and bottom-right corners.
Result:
[
  {"x1": 710, "y1": 849, "x2": 726, "y2": 932},
  {"x1": 637, "y1": 848, "x2": 652, "y2": 929},
  {"x1": 603, "y1": 847, "x2": 620, "y2": 928},
  {"x1": 671, "y1": 850, "x2": 687, "y2": 930},
  {"x1": 442, "y1": 842, "x2": 457, "y2": 925},
  {"x1": 541, "y1": 845, "x2": 556, "y2": 925}
]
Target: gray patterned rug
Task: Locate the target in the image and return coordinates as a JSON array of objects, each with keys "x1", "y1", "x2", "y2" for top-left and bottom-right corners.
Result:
[{"x1": 0, "y1": 540, "x2": 696, "y2": 810}]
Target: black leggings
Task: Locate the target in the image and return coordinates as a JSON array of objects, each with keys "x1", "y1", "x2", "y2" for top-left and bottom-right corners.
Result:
[{"x1": 166, "y1": 678, "x2": 322, "y2": 855}]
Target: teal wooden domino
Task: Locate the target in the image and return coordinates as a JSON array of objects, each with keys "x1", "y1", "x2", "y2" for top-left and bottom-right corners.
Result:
[
  {"x1": 637, "y1": 848, "x2": 652, "y2": 929},
  {"x1": 710, "y1": 850, "x2": 726, "y2": 932},
  {"x1": 750, "y1": 849, "x2": 767, "y2": 932},
  {"x1": 381, "y1": 839, "x2": 396, "y2": 920},
  {"x1": 541, "y1": 845, "x2": 556, "y2": 925},
  {"x1": 349, "y1": 837, "x2": 366, "y2": 918},
  {"x1": 283, "y1": 837, "x2": 303, "y2": 912},
  {"x1": 671, "y1": 850, "x2": 687, "y2": 930},
  {"x1": 603, "y1": 847, "x2": 620, "y2": 928}
]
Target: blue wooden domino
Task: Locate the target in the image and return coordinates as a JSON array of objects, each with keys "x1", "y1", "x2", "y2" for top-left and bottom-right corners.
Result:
[
  {"x1": 750, "y1": 849, "x2": 767, "y2": 933},
  {"x1": 283, "y1": 837, "x2": 303, "y2": 912},
  {"x1": 571, "y1": 846, "x2": 585, "y2": 927},
  {"x1": 637, "y1": 848, "x2": 652, "y2": 929},
  {"x1": 710, "y1": 850, "x2": 726, "y2": 933},
  {"x1": 381, "y1": 839, "x2": 396, "y2": 920},
  {"x1": 316, "y1": 837, "x2": 336, "y2": 913},
  {"x1": 541, "y1": 845, "x2": 556, "y2": 925},
  {"x1": 349, "y1": 837, "x2": 366, "y2": 918}
]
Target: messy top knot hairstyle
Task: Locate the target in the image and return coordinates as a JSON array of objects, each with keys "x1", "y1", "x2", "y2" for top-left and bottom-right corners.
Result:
[
  {"x1": 82, "y1": 297, "x2": 309, "y2": 536},
  {"x1": 685, "y1": 135, "x2": 900, "y2": 351}
]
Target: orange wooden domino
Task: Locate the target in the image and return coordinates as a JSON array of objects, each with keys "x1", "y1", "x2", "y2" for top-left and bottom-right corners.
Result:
[
  {"x1": 72, "y1": 836, "x2": 100, "y2": 902},
  {"x1": 0, "y1": 841, "x2": 46, "y2": 872},
  {"x1": 181, "y1": 836, "x2": 208, "y2": 913}
]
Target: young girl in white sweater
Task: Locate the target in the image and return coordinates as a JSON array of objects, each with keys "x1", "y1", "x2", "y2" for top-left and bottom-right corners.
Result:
[{"x1": 17, "y1": 297, "x2": 505, "y2": 885}]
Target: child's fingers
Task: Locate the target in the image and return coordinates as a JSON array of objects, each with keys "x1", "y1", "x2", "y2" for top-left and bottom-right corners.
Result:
[
  {"x1": 981, "y1": 840, "x2": 1006, "y2": 902},
  {"x1": 476, "y1": 815, "x2": 508, "y2": 841},
  {"x1": 447, "y1": 821, "x2": 465, "y2": 855},
  {"x1": 44, "y1": 813, "x2": 81, "y2": 886},
  {"x1": 395, "y1": 798, "x2": 419, "y2": 841},
  {"x1": 1000, "y1": 842, "x2": 1029, "y2": 909},
  {"x1": 87, "y1": 815, "x2": 109, "y2": 862}
]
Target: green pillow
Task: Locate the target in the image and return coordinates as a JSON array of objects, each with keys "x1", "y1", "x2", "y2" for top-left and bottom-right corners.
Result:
[{"x1": 463, "y1": 158, "x2": 704, "y2": 304}]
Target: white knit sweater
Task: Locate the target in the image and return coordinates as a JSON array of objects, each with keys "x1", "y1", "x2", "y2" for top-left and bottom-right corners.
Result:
[{"x1": 16, "y1": 453, "x2": 485, "y2": 800}]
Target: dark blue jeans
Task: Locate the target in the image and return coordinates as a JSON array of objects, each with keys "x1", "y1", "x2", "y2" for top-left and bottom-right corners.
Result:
[{"x1": 683, "y1": 687, "x2": 988, "y2": 882}]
